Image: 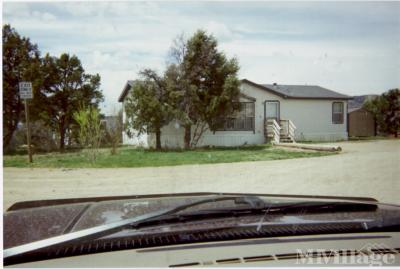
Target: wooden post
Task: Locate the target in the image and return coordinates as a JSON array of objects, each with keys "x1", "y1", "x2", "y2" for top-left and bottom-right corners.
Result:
[{"x1": 24, "y1": 99, "x2": 33, "y2": 163}]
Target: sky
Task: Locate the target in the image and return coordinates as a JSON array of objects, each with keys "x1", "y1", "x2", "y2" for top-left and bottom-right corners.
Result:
[{"x1": 3, "y1": 1, "x2": 400, "y2": 115}]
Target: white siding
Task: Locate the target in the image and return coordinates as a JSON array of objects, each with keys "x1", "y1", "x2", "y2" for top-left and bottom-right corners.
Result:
[
  {"x1": 148, "y1": 124, "x2": 264, "y2": 149},
  {"x1": 148, "y1": 93, "x2": 264, "y2": 148},
  {"x1": 281, "y1": 99, "x2": 348, "y2": 141},
  {"x1": 121, "y1": 100, "x2": 148, "y2": 146},
  {"x1": 129, "y1": 82, "x2": 348, "y2": 148},
  {"x1": 241, "y1": 83, "x2": 348, "y2": 142}
]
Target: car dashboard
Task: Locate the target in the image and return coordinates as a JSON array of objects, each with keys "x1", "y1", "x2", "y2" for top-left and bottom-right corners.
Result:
[{"x1": 7, "y1": 231, "x2": 400, "y2": 267}]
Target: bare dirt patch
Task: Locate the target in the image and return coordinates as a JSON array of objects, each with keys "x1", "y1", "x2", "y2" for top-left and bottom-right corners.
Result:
[{"x1": 3, "y1": 140, "x2": 400, "y2": 211}]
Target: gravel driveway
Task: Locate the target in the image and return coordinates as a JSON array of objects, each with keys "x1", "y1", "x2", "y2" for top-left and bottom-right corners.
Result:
[{"x1": 3, "y1": 140, "x2": 400, "y2": 211}]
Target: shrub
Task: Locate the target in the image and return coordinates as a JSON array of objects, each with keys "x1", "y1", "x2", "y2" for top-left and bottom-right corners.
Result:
[{"x1": 73, "y1": 106, "x2": 102, "y2": 162}]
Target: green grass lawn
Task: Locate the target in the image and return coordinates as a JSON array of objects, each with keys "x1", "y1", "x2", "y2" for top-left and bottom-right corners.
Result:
[{"x1": 3, "y1": 144, "x2": 334, "y2": 168}]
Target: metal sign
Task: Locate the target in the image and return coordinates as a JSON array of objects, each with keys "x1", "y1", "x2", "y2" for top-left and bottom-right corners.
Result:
[
  {"x1": 18, "y1": 81, "x2": 34, "y2": 162},
  {"x1": 19, "y1": 82, "x2": 33, "y2": 99}
]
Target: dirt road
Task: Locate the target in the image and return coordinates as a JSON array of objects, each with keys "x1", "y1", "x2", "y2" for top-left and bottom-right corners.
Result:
[{"x1": 3, "y1": 140, "x2": 399, "y2": 211}]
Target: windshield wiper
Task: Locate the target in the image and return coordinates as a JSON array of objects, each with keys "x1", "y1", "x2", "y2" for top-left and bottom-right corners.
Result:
[
  {"x1": 129, "y1": 201, "x2": 378, "y2": 229},
  {"x1": 3, "y1": 195, "x2": 265, "y2": 259},
  {"x1": 4, "y1": 196, "x2": 378, "y2": 260}
]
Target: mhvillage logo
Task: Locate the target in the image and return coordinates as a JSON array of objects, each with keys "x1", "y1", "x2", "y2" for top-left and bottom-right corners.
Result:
[{"x1": 295, "y1": 243, "x2": 397, "y2": 266}]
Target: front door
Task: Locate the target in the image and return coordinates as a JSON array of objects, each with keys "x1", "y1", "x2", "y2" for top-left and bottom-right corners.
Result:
[{"x1": 265, "y1": 101, "x2": 280, "y2": 122}]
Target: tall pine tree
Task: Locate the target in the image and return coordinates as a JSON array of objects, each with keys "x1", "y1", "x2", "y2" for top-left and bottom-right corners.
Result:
[
  {"x1": 166, "y1": 30, "x2": 240, "y2": 148},
  {"x1": 2, "y1": 24, "x2": 40, "y2": 149},
  {"x1": 38, "y1": 53, "x2": 103, "y2": 150}
]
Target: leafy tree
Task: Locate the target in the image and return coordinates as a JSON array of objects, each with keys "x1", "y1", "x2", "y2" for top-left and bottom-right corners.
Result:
[
  {"x1": 73, "y1": 105, "x2": 102, "y2": 162},
  {"x1": 2, "y1": 24, "x2": 41, "y2": 149},
  {"x1": 363, "y1": 88, "x2": 400, "y2": 137},
  {"x1": 166, "y1": 30, "x2": 240, "y2": 148},
  {"x1": 124, "y1": 69, "x2": 172, "y2": 150},
  {"x1": 38, "y1": 53, "x2": 103, "y2": 150}
]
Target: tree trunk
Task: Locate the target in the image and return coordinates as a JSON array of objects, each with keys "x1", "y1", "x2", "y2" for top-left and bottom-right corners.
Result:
[
  {"x1": 3, "y1": 101, "x2": 22, "y2": 150},
  {"x1": 59, "y1": 119, "x2": 65, "y2": 152},
  {"x1": 184, "y1": 125, "x2": 191, "y2": 149},
  {"x1": 59, "y1": 129, "x2": 65, "y2": 152},
  {"x1": 155, "y1": 128, "x2": 162, "y2": 150},
  {"x1": 3, "y1": 126, "x2": 15, "y2": 150},
  {"x1": 191, "y1": 122, "x2": 208, "y2": 148}
]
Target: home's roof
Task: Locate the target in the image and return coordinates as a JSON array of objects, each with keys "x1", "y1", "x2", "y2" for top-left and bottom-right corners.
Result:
[
  {"x1": 242, "y1": 79, "x2": 352, "y2": 100},
  {"x1": 348, "y1": 107, "x2": 370, "y2": 113},
  {"x1": 118, "y1": 80, "x2": 135, "y2": 102},
  {"x1": 348, "y1": 94, "x2": 378, "y2": 109},
  {"x1": 118, "y1": 78, "x2": 353, "y2": 102},
  {"x1": 348, "y1": 107, "x2": 361, "y2": 113}
]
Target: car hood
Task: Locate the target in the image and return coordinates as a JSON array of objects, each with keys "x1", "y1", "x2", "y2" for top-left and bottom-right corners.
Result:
[{"x1": 2, "y1": 192, "x2": 395, "y2": 249}]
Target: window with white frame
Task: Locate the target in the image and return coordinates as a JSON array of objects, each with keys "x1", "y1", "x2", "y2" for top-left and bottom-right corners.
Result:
[{"x1": 332, "y1": 102, "x2": 344, "y2": 124}]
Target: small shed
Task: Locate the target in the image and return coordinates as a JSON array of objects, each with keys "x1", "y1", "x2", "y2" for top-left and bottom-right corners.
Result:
[{"x1": 348, "y1": 108, "x2": 376, "y2": 137}]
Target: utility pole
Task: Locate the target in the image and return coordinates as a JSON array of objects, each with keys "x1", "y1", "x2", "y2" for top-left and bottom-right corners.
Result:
[
  {"x1": 19, "y1": 82, "x2": 33, "y2": 163},
  {"x1": 24, "y1": 99, "x2": 32, "y2": 162}
]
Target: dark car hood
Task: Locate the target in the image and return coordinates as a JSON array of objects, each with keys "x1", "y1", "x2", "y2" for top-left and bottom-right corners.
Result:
[{"x1": 3, "y1": 192, "x2": 394, "y2": 249}]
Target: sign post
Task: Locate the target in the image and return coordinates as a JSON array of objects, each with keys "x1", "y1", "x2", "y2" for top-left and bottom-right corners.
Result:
[{"x1": 19, "y1": 82, "x2": 33, "y2": 163}]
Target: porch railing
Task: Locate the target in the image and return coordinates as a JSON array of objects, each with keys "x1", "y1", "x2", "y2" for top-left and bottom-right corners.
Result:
[
  {"x1": 265, "y1": 118, "x2": 281, "y2": 144},
  {"x1": 279, "y1": 119, "x2": 296, "y2": 142}
]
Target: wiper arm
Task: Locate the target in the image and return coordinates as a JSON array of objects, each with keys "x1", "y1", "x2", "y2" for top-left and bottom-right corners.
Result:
[
  {"x1": 129, "y1": 201, "x2": 378, "y2": 229},
  {"x1": 4, "y1": 195, "x2": 264, "y2": 259},
  {"x1": 4, "y1": 197, "x2": 377, "y2": 260},
  {"x1": 194, "y1": 201, "x2": 378, "y2": 216}
]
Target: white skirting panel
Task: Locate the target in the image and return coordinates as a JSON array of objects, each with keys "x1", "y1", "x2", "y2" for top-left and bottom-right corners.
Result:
[{"x1": 295, "y1": 132, "x2": 348, "y2": 142}]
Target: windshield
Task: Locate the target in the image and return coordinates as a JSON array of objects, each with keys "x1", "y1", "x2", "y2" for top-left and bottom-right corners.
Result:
[
  {"x1": 2, "y1": 1, "x2": 400, "y2": 267},
  {"x1": 4, "y1": 194, "x2": 400, "y2": 247},
  {"x1": 4, "y1": 194, "x2": 400, "y2": 266}
]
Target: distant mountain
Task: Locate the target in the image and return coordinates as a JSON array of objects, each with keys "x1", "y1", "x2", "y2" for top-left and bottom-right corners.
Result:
[{"x1": 348, "y1": 95, "x2": 379, "y2": 110}]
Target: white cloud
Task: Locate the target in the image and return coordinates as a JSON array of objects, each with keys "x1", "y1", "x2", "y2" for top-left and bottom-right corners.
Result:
[
  {"x1": 3, "y1": 1, "x2": 399, "y2": 115},
  {"x1": 3, "y1": 2, "x2": 31, "y2": 17},
  {"x1": 204, "y1": 21, "x2": 236, "y2": 41},
  {"x1": 60, "y1": 1, "x2": 162, "y2": 18},
  {"x1": 4, "y1": 3, "x2": 57, "y2": 23},
  {"x1": 31, "y1": 11, "x2": 56, "y2": 21},
  {"x1": 89, "y1": 51, "x2": 112, "y2": 69},
  {"x1": 234, "y1": 24, "x2": 304, "y2": 36}
]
